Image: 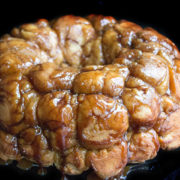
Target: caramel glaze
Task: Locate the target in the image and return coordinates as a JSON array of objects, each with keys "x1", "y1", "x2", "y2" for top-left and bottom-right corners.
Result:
[{"x1": 0, "y1": 14, "x2": 180, "y2": 179}]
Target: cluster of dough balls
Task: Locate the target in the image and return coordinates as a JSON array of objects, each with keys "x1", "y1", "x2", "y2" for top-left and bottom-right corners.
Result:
[{"x1": 0, "y1": 15, "x2": 180, "y2": 179}]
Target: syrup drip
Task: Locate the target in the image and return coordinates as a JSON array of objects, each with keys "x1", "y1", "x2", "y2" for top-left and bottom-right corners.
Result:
[
  {"x1": 16, "y1": 159, "x2": 34, "y2": 170},
  {"x1": 37, "y1": 167, "x2": 47, "y2": 176}
]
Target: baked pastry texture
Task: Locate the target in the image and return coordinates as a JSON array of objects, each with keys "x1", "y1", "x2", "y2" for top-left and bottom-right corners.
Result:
[{"x1": 0, "y1": 14, "x2": 180, "y2": 179}]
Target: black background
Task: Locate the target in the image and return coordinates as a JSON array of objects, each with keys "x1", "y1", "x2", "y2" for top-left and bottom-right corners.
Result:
[
  {"x1": 0, "y1": 0, "x2": 180, "y2": 180},
  {"x1": 0, "y1": 0, "x2": 180, "y2": 46}
]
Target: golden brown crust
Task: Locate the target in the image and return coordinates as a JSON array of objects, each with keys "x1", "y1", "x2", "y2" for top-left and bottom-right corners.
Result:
[
  {"x1": 73, "y1": 64, "x2": 129, "y2": 96},
  {"x1": 87, "y1": 140, "x2": 127, "y2": 179},
  {"x1": 122, "y1": 77, "x2": 160, "y2": 127},
  {"x1": 0, "y1": 130, "x2": 21, "y2": 161},
  {"x1": 128, "y1": 129, "x2": 160, "y2": 163},
  {"x1": 52, "y1": 15, "x2": 95, "y2": 67},
  {"x1": 77, "y1": 94, "x2": 129, "y2": 150},
  {"x1": 0, "y1": 14, "x2": 180, "y2": 179}
]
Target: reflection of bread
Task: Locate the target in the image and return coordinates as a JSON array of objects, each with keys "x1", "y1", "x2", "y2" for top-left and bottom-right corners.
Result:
[{"x1": 0, "y1": 14, "x2": 180, "y2": 179}]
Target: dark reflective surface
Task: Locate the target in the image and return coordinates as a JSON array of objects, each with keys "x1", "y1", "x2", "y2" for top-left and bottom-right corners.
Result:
[{"x1": 0, "y1": 0, "x2": 180, "y2": 179}]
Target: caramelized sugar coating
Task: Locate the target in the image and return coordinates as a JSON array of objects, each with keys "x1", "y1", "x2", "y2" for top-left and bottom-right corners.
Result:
[
  {"x1": 77, "y1": 94, "x2": 128, "y2": 149},
  {"x1": 0, "y1": 14, "x2": 180, "y2": 179},
  {"x1": 157, "y1": 109, "x2": 180, "y2": 150},
  {"x1": 87, "y1": 140, "x2": 127, "y2": 179},
  {"x1": 37, "y1": 91, "x2": 77, "y2": 151},
  {"x1": 128, "y1": 129, "x2": 160, "y2": 163},
  {"x1": 29, "y1": 62, "x2": 79, "y2": 92},
  {"x1": 73, "y1": 64, "x2": 129, "y2": 96},
  {"x1": 0, "y1": 72, "x2": 39, "y2": 130},
  {"x1": 11, "y1": 19, "x2": 63, "y2": 65},
  {"x1": 0, "y1": 130, "x2": 21, "y2": 161},
  {"x1": 63, "y1": 146, "x2": 89, "y2": 175},
  {"x1": 52, "y1": 15, "x2": 95, "y2": 67},
  {"x1": 0, "y1": 36, "x2": 50, "y2": 76},
  {"x1": 122, "y1": 77, "x2": 160, "y2": 127},
  {"x1": 18, "y1": 127, "x2": 54, "y2": 166}
]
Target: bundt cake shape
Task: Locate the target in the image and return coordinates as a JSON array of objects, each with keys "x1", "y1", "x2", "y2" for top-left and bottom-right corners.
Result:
[{"x1": 0, "y1": 14, "x2": 180, "y2": 179}]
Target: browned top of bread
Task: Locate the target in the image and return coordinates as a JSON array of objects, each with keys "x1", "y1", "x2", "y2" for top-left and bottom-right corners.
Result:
[{"x1": 0, "y1": 14, "x2": 180, "y2": 179}]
